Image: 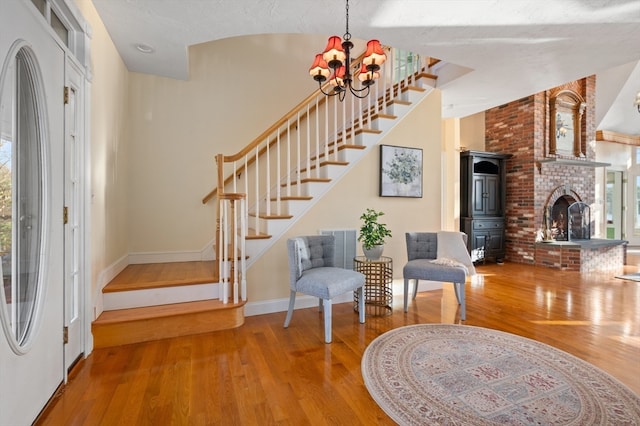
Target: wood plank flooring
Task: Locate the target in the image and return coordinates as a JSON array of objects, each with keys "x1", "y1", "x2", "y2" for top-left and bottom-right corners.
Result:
[
  {"x1": 103, "y1": 261, "x2": 216, "y2": 292},
  {"x1": 36, "y1": 261, "x2": 640, "y2": 425}
]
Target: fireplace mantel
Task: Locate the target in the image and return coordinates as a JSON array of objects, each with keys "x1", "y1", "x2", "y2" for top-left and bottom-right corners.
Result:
[{"x1": 537, "y1": 157, "x2": 610, "y2": 169}]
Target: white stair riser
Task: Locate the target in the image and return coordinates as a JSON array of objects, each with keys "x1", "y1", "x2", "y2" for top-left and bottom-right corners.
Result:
[{"x1": 104, "y1": 282, "x2": 218, "y2": 310}]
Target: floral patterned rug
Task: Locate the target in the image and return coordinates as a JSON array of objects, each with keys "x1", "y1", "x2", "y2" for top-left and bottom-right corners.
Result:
[{"x1": 361, "y1": 324, "x2": 640, "y2": 425}]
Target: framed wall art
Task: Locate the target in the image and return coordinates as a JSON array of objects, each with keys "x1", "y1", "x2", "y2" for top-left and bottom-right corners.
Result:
[{"x1": 379, "y1": 144, "x2": 423, "y2": 198}]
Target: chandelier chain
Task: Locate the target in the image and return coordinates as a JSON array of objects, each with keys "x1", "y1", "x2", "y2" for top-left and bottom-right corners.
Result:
[{"x1": 344, "y1": 0, "x2": 351, "y2": 40}]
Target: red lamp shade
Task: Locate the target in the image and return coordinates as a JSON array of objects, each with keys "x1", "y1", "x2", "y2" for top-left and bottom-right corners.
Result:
[
  {"x1": 322, "y1": 36, "x2": 346, "y2": 68},
  {"x1": 330, "y1": 66, "x2": 346, "y2": 87},
  {"x1": 309, "y1": 54, "x2": 330, "y2": 82},
  {"x1": 362, "y1": 40, "x2": 386, "y2": 71},
  {"x1": 358, "y1": 63, "x2": 379, "y2": 84}
]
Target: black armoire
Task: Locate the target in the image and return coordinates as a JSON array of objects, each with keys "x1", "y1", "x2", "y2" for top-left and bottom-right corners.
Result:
[{"x1": 460, "y1": 150, "x2": 511, "y2": 263}]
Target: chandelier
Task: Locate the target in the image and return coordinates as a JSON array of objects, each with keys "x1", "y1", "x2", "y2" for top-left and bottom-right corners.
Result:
[
  {"x1": 635, "y1": 90, "x2": 640, "y2": 113},
  {"x1": 308, "y1": 0, "x2": 386, "y2": 101}
]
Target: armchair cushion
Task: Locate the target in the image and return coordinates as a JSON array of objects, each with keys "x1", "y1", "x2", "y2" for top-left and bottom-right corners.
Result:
[
  {"x1": 403, "y1": 258, "x2": 466, "y2": 283},
  {"x1": 290, "y1": 235, "x2": 335, "y2": 279},
  {"x1": 297, "y1": 267, "x2": 366, "y2": 300}
]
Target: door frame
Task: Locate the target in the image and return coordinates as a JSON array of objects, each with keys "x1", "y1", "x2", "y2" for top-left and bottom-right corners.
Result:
[{"x1": 63, "y1": 54, "x2": 90, "y2": 378}]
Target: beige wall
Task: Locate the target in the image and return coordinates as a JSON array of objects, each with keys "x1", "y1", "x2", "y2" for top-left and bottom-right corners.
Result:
[
  {"x1": 74, "y1": 0, "x2": 130, "y2": 309},
  {"x1": 460, "y1": 112, "x2": 486, "y2": 151},
  {"x1": 125, "y1": 34, "x2": 332, "y2": 254}
]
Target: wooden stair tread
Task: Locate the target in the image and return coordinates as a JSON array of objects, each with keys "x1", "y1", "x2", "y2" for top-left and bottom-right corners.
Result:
[
  {"x1": 93, "y1": 300, "x2": 244, "y2": 325},
  {"x1": 249, "y1": 213, "x2": 294, "y2": 219},
  {"x1": 247, "y1": 228, "x2": 271, "y2": 239},
  {"x1": 298, "y1": 160, "x2": 348, "y2": 174},
  {"x1": 103, "y1": 261, "x2": 216, "y2": 293},
  {"x1": 282, "y1": 178, "x2": 331, "y2": 187},
  {"x1": 272, "y1": 196, "x2": 313, "y2": 201}
]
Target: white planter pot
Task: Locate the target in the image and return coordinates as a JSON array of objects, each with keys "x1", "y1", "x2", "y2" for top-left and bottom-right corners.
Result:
[{"x1": 363, "y1": 244, "x2": 384, "y2": 261}]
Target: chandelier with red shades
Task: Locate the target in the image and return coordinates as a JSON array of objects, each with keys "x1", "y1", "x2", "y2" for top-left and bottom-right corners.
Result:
[{"x1": 309, "y1": 0, "x2": 387, "y2": 101}]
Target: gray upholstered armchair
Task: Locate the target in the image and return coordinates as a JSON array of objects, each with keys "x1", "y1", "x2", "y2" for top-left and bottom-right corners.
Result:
[
  {"x1": 403, "y1": 232, "x2": 472, "y2": 320},
  {"x1": 284, "y1": 235, "x2": 366, "y2": 343}
]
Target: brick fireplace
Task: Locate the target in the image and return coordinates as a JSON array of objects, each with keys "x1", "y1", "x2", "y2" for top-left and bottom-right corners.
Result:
[{"x1": 484, "y1": 76, "x2": 626, "y2": 272}]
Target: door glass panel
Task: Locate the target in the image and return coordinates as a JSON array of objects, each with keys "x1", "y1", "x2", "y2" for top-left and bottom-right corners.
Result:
[
  {"x1": 636, "y1": 175, "x2": 640, "y2": 232},
  {"x1": 50, "y1": 10, "x2": 69, "y2": 47},
  {"x1": 0, "y1": 47, "x2": 44, "y2": 348}
]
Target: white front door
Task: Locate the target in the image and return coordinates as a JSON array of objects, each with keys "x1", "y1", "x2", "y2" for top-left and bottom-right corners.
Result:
[
  {"x1": 0, "y1": 1, "x2": 66, "y2": 424},
  {"x1": 63, "y1": 58, "x2": 84, "y2": 376}
]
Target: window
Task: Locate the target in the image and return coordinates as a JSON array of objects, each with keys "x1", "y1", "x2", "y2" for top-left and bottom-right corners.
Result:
[
  {"x1": 0, "y1": 46, "x2": 45, "y2": 349},
  {"x1": 636, "y1": 175, "x2": 640, "y2": 232},
  {"x1": 30, "y1": 0, "x2": 69, "y2": 47}
]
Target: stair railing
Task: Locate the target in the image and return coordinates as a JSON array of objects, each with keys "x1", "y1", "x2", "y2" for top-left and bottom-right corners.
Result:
[{"x1": 204, "y1": 48, "x2": 432, "y2": 304}]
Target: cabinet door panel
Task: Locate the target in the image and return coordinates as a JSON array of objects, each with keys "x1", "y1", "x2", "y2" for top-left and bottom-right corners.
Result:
[
  {"x1": 472, "y1": 177, "x2": 486, "y2": 215},
  {"x1": 485, "y1": 175, "x2": 500, "y2": 215},
  {"x1": 487, "y1": 231, "x2": 503, "y2": 251}
]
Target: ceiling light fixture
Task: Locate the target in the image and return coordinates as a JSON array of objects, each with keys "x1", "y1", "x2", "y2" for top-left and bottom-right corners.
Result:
[
  {"x1": 135, "y1": 43, "x2": 155, "y2": 54},
  {"x1": 309, "y1": 0, "x2": 386, "y2": 101},
  {"x1": 635, "y1": 91, "x2": 640, "y2": 113}
]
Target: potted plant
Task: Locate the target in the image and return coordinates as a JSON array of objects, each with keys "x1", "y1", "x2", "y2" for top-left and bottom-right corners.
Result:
[{"x1": 358, "y1": 208, "x2": 392, "y2": 260}]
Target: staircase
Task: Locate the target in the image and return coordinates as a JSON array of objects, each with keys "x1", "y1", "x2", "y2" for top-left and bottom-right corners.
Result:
[{"x1": 92, "y1": 50, "x2": 440, "y2": 348}]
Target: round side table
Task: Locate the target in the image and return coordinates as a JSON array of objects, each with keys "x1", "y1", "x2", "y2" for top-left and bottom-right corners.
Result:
[{"x1": 353, "y1": 256, "x2": 393, "y2": 316}]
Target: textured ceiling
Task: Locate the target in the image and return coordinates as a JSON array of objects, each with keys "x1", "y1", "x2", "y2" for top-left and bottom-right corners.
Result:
[{"x1": 91, "y1": 0, "x2": 640, "y2": 135}]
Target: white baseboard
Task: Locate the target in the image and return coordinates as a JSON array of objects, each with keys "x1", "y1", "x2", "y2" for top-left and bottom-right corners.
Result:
[
  {"x1": 245, "y1": 279, "x2": 443, "y2": 317},
  {"x1": 244, "y1": 292, "x2": 352, "y2": 317},
  {"x1": 128, "y1": 250, "x2": 204, "y2": 264}
]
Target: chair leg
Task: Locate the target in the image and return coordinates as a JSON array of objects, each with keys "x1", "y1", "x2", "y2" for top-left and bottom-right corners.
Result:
[
  {"x1": 404, "y1": 278, "x2": 410, "y2": 312},
  {"x1": 412, "y1": 279, "x2": 419, "y2": 300},
  {"x1": 357, "y1": 286, "x2": 365, "y2": 323},
  {"x1": 283, "y1": 290, "x2": 296, "y2": 328},
  {"x1": 323, "y1": 298, "x2": 332, "y2": 343},
  {"x1": 454, "y1": 282, "x2": 466, "y2": 321}
]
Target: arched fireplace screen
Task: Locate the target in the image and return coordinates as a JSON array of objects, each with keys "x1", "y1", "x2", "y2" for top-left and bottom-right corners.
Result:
[
  {"x1": 568, "y1": 202, "x2": 590, "y2": 240},
  {"x1": 547, "y1": 198, "x2": 590, "y2": 241}
]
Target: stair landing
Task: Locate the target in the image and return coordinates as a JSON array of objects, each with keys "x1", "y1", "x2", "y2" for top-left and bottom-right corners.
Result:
[
  {"x1": 93, "y1": 261, "x2": 245, "y2": 348},
  {"x1": 103, "y1": 261, "x2": 217, "y2": 292}
]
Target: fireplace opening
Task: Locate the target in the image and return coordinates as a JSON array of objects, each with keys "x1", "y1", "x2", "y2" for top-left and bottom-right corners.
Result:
[{"x1": 548, "y1": 195, "x2": 590, "y2": 241}]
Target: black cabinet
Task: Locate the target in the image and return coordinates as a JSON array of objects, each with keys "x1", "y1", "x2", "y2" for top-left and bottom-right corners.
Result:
[{"x1": 460, "y1": 151, "x2": 511, "y2": 263}]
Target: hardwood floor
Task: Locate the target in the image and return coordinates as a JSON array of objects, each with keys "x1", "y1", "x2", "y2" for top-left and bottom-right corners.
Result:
[{"x1": 36, "y1": 261, "x2": 640, "y2": 425}]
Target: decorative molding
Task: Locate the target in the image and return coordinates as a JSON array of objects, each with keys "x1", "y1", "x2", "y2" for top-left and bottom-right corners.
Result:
[{"x1": 596, "y1": 130, "x2": 640, "y2": 146}]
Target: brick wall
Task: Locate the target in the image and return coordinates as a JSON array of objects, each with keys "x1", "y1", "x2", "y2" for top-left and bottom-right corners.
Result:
[{"x1": 485, "y1": 77, "x2": 597, "y2": 264}]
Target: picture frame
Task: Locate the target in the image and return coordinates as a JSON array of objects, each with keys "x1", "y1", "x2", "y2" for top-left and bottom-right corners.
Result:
[{"x1": 379, "y1": 144, "x2": 423, "y2": 197}]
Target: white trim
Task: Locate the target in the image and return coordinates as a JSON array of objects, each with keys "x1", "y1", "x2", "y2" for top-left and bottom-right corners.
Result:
[
  {"x1": 128, "y1": 250, "x2": 205, "y2": 264},
  {"x1": 103, "y1": 282, "x2": 218, "y2": 310},
  {"x1": 244, "y1": 293, "x2": 353, "y2": 317},
  {"x1": 244, "y1": 279, "x2": 443, "y2": 317},
  {"x1": 93, "y1": 254, "x2": 128, "y2": 320}
]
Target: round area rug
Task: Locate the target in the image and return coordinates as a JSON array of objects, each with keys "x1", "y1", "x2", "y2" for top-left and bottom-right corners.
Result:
[{"x1": 361, "y1": 324, "x2": 640, "y2": 425}]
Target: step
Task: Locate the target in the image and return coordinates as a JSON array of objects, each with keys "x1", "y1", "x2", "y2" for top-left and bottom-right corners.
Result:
[
  {"x1": 92, "y1": 299, "x2": 245, "y2": 348},
  {"x1": 103, "y1": 261, "x2": 218, "y2": 310}
]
